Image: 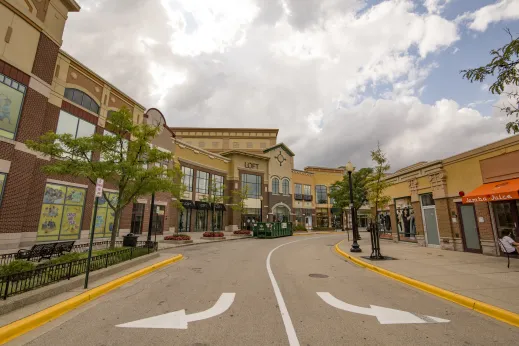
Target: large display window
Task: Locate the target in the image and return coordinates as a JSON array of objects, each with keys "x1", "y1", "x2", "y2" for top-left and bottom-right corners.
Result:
[
  {"x1": 37, "y1": 183, "x2": 86, "y2": 241},
  {"x1": 94, "y1": 192, "x2": 119, "y2": 238},
  {"x1": 0, "y1": 73, "x2": 26, "y2": 140},
  {"x1": 316, "y1": 208, "x2": 329, "y2": 228},
  {"x1": 395, "y1": 197, "x2": 417, "y2": 242}
]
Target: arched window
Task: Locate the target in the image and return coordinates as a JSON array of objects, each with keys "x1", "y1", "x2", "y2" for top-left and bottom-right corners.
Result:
[
  {"x1": 64, "y1": 88, "x2": 100, "y2": 114},
  {"x1": 272, "y1": 178, "x2": 279, "y2": 194},
  {"x1": 282, "y1": 179, "x2": 289, "y2": 195}
]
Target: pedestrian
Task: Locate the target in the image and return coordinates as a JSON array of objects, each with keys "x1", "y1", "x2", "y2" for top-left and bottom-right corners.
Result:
[{"x1": 500, "y1": 231, "x2": 519, "y2": 255}]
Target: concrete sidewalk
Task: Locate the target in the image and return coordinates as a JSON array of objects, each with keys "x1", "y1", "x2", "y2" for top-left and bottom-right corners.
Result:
[{"x1": 338, "y1": 237, "x2": 519, "y2": 314}]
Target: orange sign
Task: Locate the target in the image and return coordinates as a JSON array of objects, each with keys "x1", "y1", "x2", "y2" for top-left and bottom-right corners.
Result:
[{"x1": 462, "y1": 178, "x2": 519, "y2": 204}]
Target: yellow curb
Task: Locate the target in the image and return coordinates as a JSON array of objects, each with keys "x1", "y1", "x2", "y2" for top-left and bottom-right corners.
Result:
[
  {"x1": 335, "y1": 240, "x2": 519, "y2": 328},
  {"x1": 0, "y1": 254, "x2": 184, "y2": 345}
]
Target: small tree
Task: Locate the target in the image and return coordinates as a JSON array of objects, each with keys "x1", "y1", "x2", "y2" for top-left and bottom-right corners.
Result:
[
  {"x1": 201, "y1": 178, "x2": 229, "y2": 233},
  {"x1": 330, "y1": 167, "x2": 373, "y2": 234},
  {"x1": 461, "y1": 28, "x2": 519, "y2": 133},
  {"x1": 231, "y1": 184, "x2": 249, "y2": 229},
  {"x1": 26, "y1": 107, "x2": 184, "y2": 249},
  {"x1": 366, "y1": 143, "x2": 392, "y2": 259}
]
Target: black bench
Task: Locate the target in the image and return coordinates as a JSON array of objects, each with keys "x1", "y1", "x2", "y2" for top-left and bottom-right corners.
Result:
[{"x1": 15, "y1": 241, "x2": 75, "y2": 262}]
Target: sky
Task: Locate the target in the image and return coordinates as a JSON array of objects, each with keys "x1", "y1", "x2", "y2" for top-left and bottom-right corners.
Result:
[{"x1": 62, "y1": 0, "x2": 519, "y2": 171}]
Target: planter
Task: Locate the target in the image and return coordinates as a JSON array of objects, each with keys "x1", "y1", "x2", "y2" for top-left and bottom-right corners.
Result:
[
  {"x1": 161, "y1": 240, "x2": 194, "y2": 244},
  {"x1": 231, "y1": 234, "x2": 252, "y2": 237},
  {"x1": 201, "y1": 236, "x2": 227, "y2": 240}
]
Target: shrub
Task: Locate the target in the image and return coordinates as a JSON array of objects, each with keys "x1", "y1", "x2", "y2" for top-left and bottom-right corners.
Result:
[
  {"x1": 233, "y1": 230, "x2": 251, "y2": 235},
  {"x1": 203, "y1": 231, "x2": 225, "y2": 237},
  {"x1": 293, "y1": 224, "x2": 307, "y2": 232},
  {"x1": 164, "y1": 234, "x2": 191, "y2": 241},
  {"x1": 48, "y1": 252, "x2": 84, "y2": 265},
  {"x1": 0, "y1": 260, "x2": 37, "y2": 276}
]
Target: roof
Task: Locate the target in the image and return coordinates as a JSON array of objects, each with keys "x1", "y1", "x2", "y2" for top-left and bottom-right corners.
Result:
[
  {"x1": 63, "y1": 0, "x2": 81, "y2": 11},
  {"x1": 304, "y1": 166, "x2": 344, "y2": 174},
  {"x1": 175, "y1": 139, "x2": 230, "y2": 162},
  {"x1": 263, "y1": 142, "x2": 295, "y2": 157},
  {"x1": 220, "y1": 150, "x2": 270, "y2": 161}
]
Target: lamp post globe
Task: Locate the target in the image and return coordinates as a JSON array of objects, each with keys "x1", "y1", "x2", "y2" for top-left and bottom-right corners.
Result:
[{"x1": 346, "y1": 161, "x2": 361, "y2": 253}]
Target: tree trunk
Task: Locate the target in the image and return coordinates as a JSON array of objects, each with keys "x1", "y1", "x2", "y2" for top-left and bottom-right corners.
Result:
[{"x1": 109, "y1": 208, "x2": 121, "y2": 249}]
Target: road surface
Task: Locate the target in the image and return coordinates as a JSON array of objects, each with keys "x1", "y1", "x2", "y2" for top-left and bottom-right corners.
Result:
[{"x1": 11, "y1": 234, "x2": 518, "y2": 345}]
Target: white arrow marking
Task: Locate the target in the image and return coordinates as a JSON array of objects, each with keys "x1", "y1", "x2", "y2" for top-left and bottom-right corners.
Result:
[
  {"x1": 116, "y1": 293, "x2": 235, "y2": 329},
  {"x1": 317, "y1": 292, "x2": 449, "y2": 325}
]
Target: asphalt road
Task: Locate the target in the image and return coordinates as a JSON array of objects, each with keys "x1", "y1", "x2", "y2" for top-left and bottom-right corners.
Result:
[{"x1": 11, "y1": 235, "x2": 519, "y2": 345}]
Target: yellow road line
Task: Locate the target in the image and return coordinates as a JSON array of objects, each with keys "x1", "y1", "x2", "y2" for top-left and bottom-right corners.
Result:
[
  {"x1": 334, "y1": 240, "x2": 519, "y2": 328},
  {"x1": 0, "y1": 254, "x2": 184, "y2": 344}
]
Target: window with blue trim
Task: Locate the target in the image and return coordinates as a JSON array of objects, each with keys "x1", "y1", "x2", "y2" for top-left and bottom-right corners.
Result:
[{"x1": 64, "y1": 88, "x2": 100, "y2": 114}]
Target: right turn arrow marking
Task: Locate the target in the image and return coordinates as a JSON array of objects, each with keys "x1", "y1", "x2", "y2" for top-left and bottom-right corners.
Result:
[{"x1": 317, "y1": 292, "x2": 450, "y2": 325}]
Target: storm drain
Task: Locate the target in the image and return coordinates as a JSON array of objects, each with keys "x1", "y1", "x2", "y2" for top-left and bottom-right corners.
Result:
[{"x1": 309, "y1": 274, "x2": 329, "y2": 278}]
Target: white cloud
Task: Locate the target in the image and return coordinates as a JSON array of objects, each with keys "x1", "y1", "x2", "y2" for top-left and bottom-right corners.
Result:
[
  {"x1": 61, "y1": 0, "x2": 511, "y2": 171},
  {"x1": 424, "y1": 0, "x2": 451, "y2": 15},
  {"x1": 463, "y1": 0, "x2": 519, "y2": 32}
]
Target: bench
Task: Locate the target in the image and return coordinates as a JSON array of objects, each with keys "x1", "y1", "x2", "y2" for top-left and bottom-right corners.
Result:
[{"x1": 15, "y1": 241, "x2": 75, "y2": 262}]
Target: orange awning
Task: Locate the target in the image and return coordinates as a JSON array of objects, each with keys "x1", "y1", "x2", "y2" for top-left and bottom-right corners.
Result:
[{"x1": 462, "y1": 178, "x2": 519, "y2": 204}]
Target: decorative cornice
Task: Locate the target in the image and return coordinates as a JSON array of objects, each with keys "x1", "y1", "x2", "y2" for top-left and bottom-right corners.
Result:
[
  {"x1": 175, "y1": 139, "x2": 230, "y2": 163},
  {"x1": 220, "y1": 150, "x2": 270, "y2": 161}
]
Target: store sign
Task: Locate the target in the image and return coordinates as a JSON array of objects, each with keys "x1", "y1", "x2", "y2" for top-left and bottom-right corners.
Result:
[
  {"x1": 244, "y1": 162, "x2": 259, "y2": 169},
  {"x1": 463, "y1": 194, "x2": 515, "y2": 203}
]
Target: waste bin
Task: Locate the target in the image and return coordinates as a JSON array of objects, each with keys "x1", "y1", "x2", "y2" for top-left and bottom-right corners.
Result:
[{"x1": 123, "y1": 233, "x2": 139, "y2": 247}]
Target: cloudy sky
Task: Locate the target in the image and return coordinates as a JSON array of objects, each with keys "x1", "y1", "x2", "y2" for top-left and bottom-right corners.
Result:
[{"x1": 62, "y1": 0, "x2": 519, "y2": 171}]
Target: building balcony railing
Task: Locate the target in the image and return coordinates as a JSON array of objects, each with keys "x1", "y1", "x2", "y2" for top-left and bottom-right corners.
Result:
[
  {"x1": 294, "y1": 193, "x2": 303, "y2": 200},
  {"x1": 303, "y1": 195, "x2": 312, "y2": 201}
]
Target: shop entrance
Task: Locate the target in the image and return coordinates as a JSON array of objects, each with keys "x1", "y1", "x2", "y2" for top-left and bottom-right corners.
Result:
[
  {"x1": 421, "y1": 194, "x2": 440, "y2": 247},
  {"x1": 151, "y1": 205, "x2": 166, "y2": 235},
  {"x1": 493, "y1": 201, "x2": 519, "y2": 239},
  {"x1": 458, "y1": 204, "x2": 481, "y2": 253}
]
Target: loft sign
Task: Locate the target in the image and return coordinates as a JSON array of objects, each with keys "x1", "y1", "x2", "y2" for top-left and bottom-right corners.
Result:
[{"x1": 244, "y1": 162, "x2": 259, "y2": 169}]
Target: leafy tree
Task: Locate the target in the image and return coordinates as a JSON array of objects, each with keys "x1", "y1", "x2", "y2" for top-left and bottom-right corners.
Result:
[
  {"x1": 366, "y1": 143, "x2": 392, "y2": 259},
  {"x1": 201, "y1": 178, "x2": 229, "y2": 233},
  {"x1": 26, "y1": 107, "x2": 184, "y2": 248},
  {"x1": 231, "y1": 184, "x2": 249, "y2": 229},
  {"x1": 461, "y1": 28, "x2": 519, "y2": 133},
  {"x1": 330, "y1": 167, "x2": 373, "y2": 213}
]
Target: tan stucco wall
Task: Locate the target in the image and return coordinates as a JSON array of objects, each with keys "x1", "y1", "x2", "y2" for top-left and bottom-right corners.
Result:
[
  {"x1": 265, "y1": 147, "x2": 293, "y2": 191},
  {"x1": 228, "y1": 154, "x2": 268, "y2": 182},
  {"x1": 175, "y1": 144, "x2": 230, "y2": 174},
  {"x1": 0, "y1": 4, "x2": 39, "y2": 74}
]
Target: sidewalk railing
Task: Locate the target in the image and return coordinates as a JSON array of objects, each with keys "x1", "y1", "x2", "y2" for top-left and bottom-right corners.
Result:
[
  {"x1": 0, "y1": 242, "x2": 158, "y2": 299},
  {"x1": 0, "y1": 240, "x2": 149, "y2": 265}
]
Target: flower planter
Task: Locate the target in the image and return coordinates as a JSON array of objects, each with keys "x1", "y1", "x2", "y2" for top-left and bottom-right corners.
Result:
[
  {"x1": 201, "y1": 236, "x2": 227, "y2": 240},
  {"x1": 161, "y1": 239, "x2": 194, "y2": 244}
]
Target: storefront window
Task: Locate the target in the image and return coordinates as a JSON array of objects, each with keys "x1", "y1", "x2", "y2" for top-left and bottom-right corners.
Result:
[
  {"x1": 316, "y1": 208, "x2": 329, "y2": 228},
  {"x1": 0, "y1": 73, "x2": 26, "y2": 140},
  {"x1": 316, "y1": 185, "x2": 327, "y2": 204},
  {"x1": 212, "y1": 175, "x2": 224, "y2": 196},
  {"x1": 420, "y1": 193, "x2": 435, "y2": 207},
  {"x1": 395, "y1": 197, "x2": 417, "y2": 242},
  {"x1": 37, "y1": 183, "x2": 86, "y2": 241},
  {"x1": 178, "y1": 208, "x2": 192, "y2": 232},
  {"x1": 182, "y1": 167, "x2": 193, "y2": 192},
  {"x1": 214, "y1": 210, "x2": 224, "y2": 231},
  {"x1": 274, "y1": 205, "x2": 289, "y2": 222},
  {"x1": 130, "y1": 203, "x2": 145, "y2": 234},
  {"x1": 241, "y1": 173, "x2": 261, "y2": 198},
  {"x1": 243, "y1": 208, "x2": 261, "y2": 229},
  {"x1": 493, "y1": 202, "x2": 516, "y2": 237},
  {"x1": 295, "y1": 208, "x2": 304, "y2": 224},
  {"x1": 295, "y1": 184, "x2": 302, "y2": 195},
  {"x1": 377, "y1": 211, "x2": 392, "y2": 235},
  {"x1": 195, "y1": 209, "x2": 208, "y2": 232},
  {"x1": 94, "y1": 192, "x2": 119, "y2": 238},
  {"x1": 0, "y1": 173, "x2": 6, "y2": 208},
  {"x1": 196, "y1": 171, "x2": 209, "y2": 194}
]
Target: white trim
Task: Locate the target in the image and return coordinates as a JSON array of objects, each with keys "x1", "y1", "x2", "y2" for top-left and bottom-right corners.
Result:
[
  {"x1": 271, "y1": 202, "x2": 292, "y2": 214},
  {"x1": 46, "y1": 179, "x2": 88, "y2": 188},
  {"x1": 103, "y1": 188, "x2": 119, "y2": 193},
  {"x1": 154, "y1": 201, "x2": 168, "y2": 206},
  {"x1": 29, "y1": 76, "x2": 51, "y2": 98},
  {"x1": 453, "y1": 198, "x2": 462, "y2": 203}
]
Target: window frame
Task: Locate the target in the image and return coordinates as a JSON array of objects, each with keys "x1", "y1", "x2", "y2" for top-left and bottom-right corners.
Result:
[
  {"x1": 282, "y1": 179, "x2": 290, "y2": 195},
  {"x1": 303, "y1": 184, "x2": 311, "y2": 196},
  {"x1": 316, "y1": 185, "x2": 328, "y2": 204},
  {"x1": 196, "y1": 171, "x2": 210, "y2": 194},
  {"x1": 0, "y1": 72, "x2": 27, "y2": 140},
  {"x1": 241, "y1": 173, "x2": 261, "y2": 199},
  {"x1": 64, "y1": 88, "x2": 100, "y2": 114},
  {"x1": 212, "y1": 174, "x2": 224, "y2": 197},
  {"x1": 272, "y1": 177, "x2": 280, "y2": 194},
  {"x1": 182, "y1": 166, "x2": 194, "y2": 192},
  {"x1": 295, "y1": 184, "x2": 302, "y2": 195},
  {"x1": 0, "y1": 173, "x2": 6, "y2": 208}
]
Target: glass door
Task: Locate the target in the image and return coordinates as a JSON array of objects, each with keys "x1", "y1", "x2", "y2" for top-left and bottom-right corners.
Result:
[
  {"x1": 178, "y1": 208, "x2": 191, "y2": 232},
  {"x1": 151, "y1": 205, "x2": 165, "y2": 235},
  {"x1": 130, "y1": 203, "x2": 145, "y2": 234},
  {"x1": 459, "y1": 204, "x2": 481, "y2": 253}
]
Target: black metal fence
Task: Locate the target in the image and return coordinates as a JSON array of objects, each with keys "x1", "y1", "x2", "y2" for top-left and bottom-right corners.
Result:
[
  {"x1": 0, "y1": 241, "x2": 151, "y2": 265},
  {"x1": 0, "y1": 242, "x2": 157, "y2": 299}
]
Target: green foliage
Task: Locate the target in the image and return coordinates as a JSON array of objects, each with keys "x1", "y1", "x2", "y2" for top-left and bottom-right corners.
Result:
[
  {"x1": 0, "y1": 260, "x2": 37, "y2": 276},
  {"x1": 231, "y1": 184, "x2": 249, "y2": 215},
  {"x1": 366, "y1": 143, "x2": 392, "y2": 231},
  {"x1": 330, "y1": 167, "x2": 373, "y2": 212},
  {"x1": 293, "y1": 224, "x2": 307, "y2": 232},
  {"x1": 25, "y1": 107, "x2": 185, "y2": 248},
  {"x1": 48, "y1": 252, "x2": 83, "y2": 264},
  {"x1": 461, "y1": 28, "x2": 519, "y2": 133}
]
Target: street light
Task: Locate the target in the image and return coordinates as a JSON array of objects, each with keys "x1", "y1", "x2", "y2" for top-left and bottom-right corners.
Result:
[{"x1": 346, "y1": 161, "x2": 361, "y2": 253}]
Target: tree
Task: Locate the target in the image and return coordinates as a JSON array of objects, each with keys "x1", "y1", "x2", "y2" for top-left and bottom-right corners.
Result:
[
  {"x1": 366, "y1": 143, "x2": 392, "y2": 259},
  {"x1": 461, "y1": 28, "x2": 519, "y2": 133},
  {"x1": 26, "y1": 107, "x2": 184, "y2": 248},
  {"x1": 231, "y1": 184, "x2": 249, "y2": 229},
  {"x1": 201, "y1": 178, "x2": 229, "y2": 233}
]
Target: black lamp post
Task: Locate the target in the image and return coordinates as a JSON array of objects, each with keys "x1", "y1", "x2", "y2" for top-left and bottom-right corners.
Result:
[{"x1": 345, "y1": 161, "x2": 361, "y2": 252}]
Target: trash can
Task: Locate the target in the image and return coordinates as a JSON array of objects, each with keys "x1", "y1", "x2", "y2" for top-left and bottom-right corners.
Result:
[{"x1": 123, "y1": 233, "x2": 139, "y2": 247}]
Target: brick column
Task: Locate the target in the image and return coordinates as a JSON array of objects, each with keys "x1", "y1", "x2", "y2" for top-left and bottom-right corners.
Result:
[
  {"x1": 389, "y1": 204, "x2": 398, "y2": 241},
  {"x1": 411, "y1": 201, "x2": 425, "y2": 246},
  {"x1": 474, "y1": 202, "x2": 498, "y2": 256}
]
